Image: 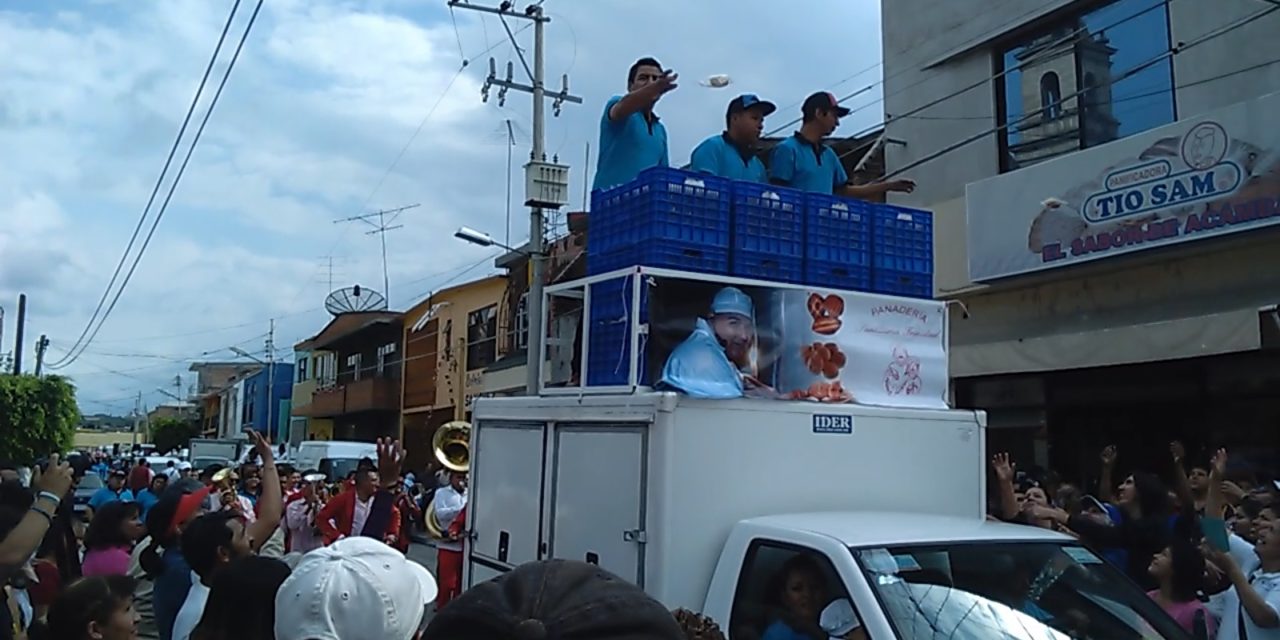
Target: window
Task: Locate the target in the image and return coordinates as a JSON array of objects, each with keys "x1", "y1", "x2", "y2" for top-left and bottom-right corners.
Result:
[
  {"x1": 376, "y1": 343, "x2": 397, "y2": 376},
  {"x1": 466, "y1": 305, "x2": 498, "y2": 371},
  {"x1": 514, "y1": 293, "x2": 529, "y2": 351},
  {"x1": 1039, "y1": 72, "x2": 1062, "y2": 119},
  {"x1": 346, "y1": 353, "x2": 362, "y2": 382},
  {"x1": 729, "y1": 541, "x2": 858, "y2": 640},
  {"x1": 998, "y1": 0, "x2": 1175, "y2": 171},
  {"x1": 315, "y1": 353, "x2": 336, "y2": 388},
  {"x1": 296, "y1": 357, "x2": 309, "y2": 383}
]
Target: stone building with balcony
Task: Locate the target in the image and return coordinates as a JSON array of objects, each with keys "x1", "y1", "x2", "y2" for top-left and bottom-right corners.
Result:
[{"x1": 293, "y1": 311, "x2": 403, "y2": 442}]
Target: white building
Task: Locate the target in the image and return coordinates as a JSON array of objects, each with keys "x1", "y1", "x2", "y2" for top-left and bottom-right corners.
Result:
[
  {"x1": 880, "y1": 0, "x2": 1280, "y2": 473},
  {"x1": 218, "y1": 379, "x2": 247, "y2": 440}
]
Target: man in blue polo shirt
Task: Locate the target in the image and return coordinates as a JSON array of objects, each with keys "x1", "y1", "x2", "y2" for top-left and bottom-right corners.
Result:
[
  {"x1": 689, "y1": 93, "x2": 776, "y2": 182},
  {"x1": 592, "y1": 57, "x2": 677, "y2": 191},
  {"x1": 770, "y1": 91, "x2": 917, "y2": 198}
]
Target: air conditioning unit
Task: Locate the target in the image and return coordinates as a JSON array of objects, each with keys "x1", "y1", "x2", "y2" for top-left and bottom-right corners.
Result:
[{"x1": 524, "y1": 160, "x2": 571, "y2": 209}]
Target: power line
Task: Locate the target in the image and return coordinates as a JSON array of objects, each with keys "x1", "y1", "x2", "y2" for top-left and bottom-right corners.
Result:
[
  {"x1": 880, "y1": 4, "x2": 1279, "y2": 179},
  {"x1": 47, "y1": 0, "x2": 266, "y2": 371},
  {"x1": 51, "y1": 0, "x2": 245, "y2": 364}
]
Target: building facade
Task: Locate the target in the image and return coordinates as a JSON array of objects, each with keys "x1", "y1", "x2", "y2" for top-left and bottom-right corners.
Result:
[
  {"x1": 400, "y1": 275, "x2": 507, "y2": 473},
  {"x1": 289, "y1": 348, "x2": 335, "y2": 442},
  {"x1": 881, "y1": 0, "x2": 1280, "y2": 479},
  {"x1": 293, "y1": 312, "x2": 403, "y2": 443},
  {"x1": 239, "y1": 363, "x2": 295, "y2": 443},
  {"x1": 189, "y1": 362, "x2": 261, "y2": 436}
]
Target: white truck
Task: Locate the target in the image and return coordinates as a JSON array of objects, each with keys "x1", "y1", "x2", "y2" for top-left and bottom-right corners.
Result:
[
  {"x1": 464, "y1": 393, "x2": 1188, "y2": 639},
  {"x1": 188, "y1": 438, "x2": 244, "y2": 472}
]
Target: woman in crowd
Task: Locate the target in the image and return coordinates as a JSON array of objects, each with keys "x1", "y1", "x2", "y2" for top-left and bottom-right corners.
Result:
[
  {"x1": 40, "y1": 575, "x2": 139, "y2": 640},
  {"x1": 1147, "y1": 536, "x2": 1215, "y2": 637},
  {"x1": 761, "y1": 555, "x2": 829, "y2": 640},
  {"x1": 190, "y1": 556, "x2": 290, "y2": 640},
  {"x1": 82, "y1": 502, "x2": 146, "y2": 577}
]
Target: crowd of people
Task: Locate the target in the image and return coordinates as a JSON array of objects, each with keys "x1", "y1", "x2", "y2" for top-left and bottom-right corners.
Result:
[
  {"x1": 990, "y1": 442, "x2": 1280, "y2": 639},
  {"x1": 0, "y1": 432, "x2": 748, "y2": 640}
]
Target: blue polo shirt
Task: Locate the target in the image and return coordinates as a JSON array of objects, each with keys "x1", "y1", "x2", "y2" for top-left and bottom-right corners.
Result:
[
  {"x1": 592, "y1": 95, "x2": 668, "y2": 191},
  {"x1": 768, "y1": 133, "x2": 848, "y2": 194},
  {"x1": 88, "y1": 486, "x2": 134, "y2": 510},
  {"x1": 689, "y1": 133, "x2": 767, "y2": 183}
]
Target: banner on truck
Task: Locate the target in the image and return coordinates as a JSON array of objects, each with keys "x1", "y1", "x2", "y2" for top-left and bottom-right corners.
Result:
[
  {"x1": 646, "y1": 276, "x2": 948, "y2": 410},
  {"x1": 966, "y1": 91, "x2": 1280, "y2": 282}
]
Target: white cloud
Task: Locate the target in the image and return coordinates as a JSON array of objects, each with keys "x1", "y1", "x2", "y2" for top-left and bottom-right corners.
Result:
[{"x1": 0, "y1": 0, "x2": 885, "y2": 414}]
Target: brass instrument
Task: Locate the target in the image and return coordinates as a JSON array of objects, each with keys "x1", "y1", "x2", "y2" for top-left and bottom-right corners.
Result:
[
  {"x1": 425, "y1": 421, "x2": 470, "y2": 540},
  {"x1": 211, "y1": 467, "x2": 240, "y2": 510}
]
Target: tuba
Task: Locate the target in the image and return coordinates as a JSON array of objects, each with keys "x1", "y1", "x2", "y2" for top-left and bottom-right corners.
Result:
[
  {"x1": 211, "y1": 467, "x2": 240, "y2": 510},
  {"x1": 425, "y1": 421, "x2": 470, "y2": 540}
]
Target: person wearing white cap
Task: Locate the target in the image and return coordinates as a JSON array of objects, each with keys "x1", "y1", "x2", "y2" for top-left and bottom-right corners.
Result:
[
  {"x1": 273, "y1": 536, "x2": 438, "y2": 640},
  {"x1": 819, "y1": 599, "x2": 866, "y2": 640},
  {"x1": 660, "y1": 287, "x2": 771, "y2": 399}
]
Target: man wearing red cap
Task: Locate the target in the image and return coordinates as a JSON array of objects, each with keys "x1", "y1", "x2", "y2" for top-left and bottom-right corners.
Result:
[{"x1": 770, "y1": 91, "x2": 916, "y2": 198}]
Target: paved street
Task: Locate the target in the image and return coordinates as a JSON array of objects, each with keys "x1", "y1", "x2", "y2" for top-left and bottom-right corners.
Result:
[{"x1": 407, "y1": 539, "x2": 440, "y2": 622}]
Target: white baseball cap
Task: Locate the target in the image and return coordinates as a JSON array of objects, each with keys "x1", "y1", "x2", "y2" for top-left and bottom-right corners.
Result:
[
  {"x1": 274, "y1": 537, "x2": 437, "y2": 640},
  {"x1": 819, "y1": 599, "x2": 862, "y2": 640}
]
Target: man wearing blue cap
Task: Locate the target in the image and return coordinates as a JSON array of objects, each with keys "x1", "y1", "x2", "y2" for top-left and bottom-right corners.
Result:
[
  {"x1": 660, "y1": 287, "x2": 770, "y2": 399},
  {"x1": 770, "y1": 91, "x2": 916, "y2": 198},
  {"x1": 689, "y1": 93, "x2": 776, "y2": 182},
  {"x1": 592, "y1": 57, "x2": 678, "y2": 192}
]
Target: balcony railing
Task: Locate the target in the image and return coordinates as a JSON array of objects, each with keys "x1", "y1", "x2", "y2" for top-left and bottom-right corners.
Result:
[{"x1": 299, "y1": 376, "x2": 399, "y2": 418}]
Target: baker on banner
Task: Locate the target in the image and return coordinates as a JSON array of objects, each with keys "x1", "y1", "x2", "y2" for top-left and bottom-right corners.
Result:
[{"x1": 650, "y1": 275, "x2": 948, "y2": 410}]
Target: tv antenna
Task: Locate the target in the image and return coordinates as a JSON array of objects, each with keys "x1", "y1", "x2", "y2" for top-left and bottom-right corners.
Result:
[{"x1": 334, "y1": 203, "x2": 420, "y2": 303}]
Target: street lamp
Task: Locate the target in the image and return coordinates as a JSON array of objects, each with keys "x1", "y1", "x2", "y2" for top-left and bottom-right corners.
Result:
[
  {"x1": 454, "y1": 226, "x2": 546, "y2": 395},
  {"x1": 229, "y1": 347, "x2": 275, "y2": 443}
]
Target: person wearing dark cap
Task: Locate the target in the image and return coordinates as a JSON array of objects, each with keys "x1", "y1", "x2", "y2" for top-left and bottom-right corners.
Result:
[
  {"x1": 423, "y1": 559, "x2": 684, "y2": 640},
  {"x1": 592, "y1": 56, "x2": 678, "y2": 192},
  {"x1": 88, "y1": 469, "x2": 135, "y2": 514},
  {"x1": 689, "y1": 93, "x2": 776, "y2": 182},
  {"x1": 769, "y1": 91, "x2": 916, "y2": 198}
]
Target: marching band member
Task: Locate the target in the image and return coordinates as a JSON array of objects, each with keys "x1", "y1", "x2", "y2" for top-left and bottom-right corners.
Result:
[
  {"x1": 316, "y1": 467, "x2": 400, "y2": 546},
  {"x1": 284, "y1": 472, "x2": 327, "y2": 554},
  {"x1": 432, "y1": 470, "x2": 468, "y2": 608}
]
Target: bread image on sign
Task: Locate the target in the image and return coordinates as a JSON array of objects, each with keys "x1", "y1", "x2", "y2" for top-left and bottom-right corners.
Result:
[
  {"x1": 807, "y1": 293, "x2": 844, "y2": 335},
  {"x1": 1027, "y1": 121, "x2": 1276, "y2": 255},
  {"x1": 802, "y1": 342, "x2": 847, "y2": 380}
]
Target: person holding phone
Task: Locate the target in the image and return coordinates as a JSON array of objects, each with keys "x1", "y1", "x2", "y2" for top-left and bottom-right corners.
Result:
[{"x1": 592, "y1": 57, "x2": 677, "y2": 192}]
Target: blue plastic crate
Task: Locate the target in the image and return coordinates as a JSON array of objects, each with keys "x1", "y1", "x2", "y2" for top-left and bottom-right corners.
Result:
[
  {"x1": 591, "y1": 241, "x2": 729, "y2": 276},
  {"x1": 732, "y1": 250, "x2": 803, "y2": 283},
  {"x1": 731, "y1": 182, "x2": 804, "y2": 258},
  {"x1": 871, "y1": 205, "x2": 934, "y2": 274},
  {"x1": 588, "y1": 276, "x2": 648, "y2": 325},
  {"x1": 587, "y1": 168, "x2": 732, "y2": 275},
  {"x1": 872, "y1": 268, "x2": 932, "y2": 299},
  {"x1": 806, "y1": 194, "x2": 871, "y2": 267},
  {"x1": 586, "y1": 320, "x2": 649, "y2": 387},
  {"x1": 805, "y1": 261, "x2": 870, "y2": 291}
]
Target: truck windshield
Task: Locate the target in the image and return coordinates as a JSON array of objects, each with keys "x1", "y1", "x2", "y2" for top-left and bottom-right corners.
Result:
[
  {"x1": 319, "y1": 458, "x2": 363, "y2": 483},
  {"x1": 851, "y1": 542, "x2": 1187, "y2": 640}
]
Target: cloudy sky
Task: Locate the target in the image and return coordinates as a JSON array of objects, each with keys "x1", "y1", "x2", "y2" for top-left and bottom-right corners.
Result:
[{"x1": 0, "y1": 0, "x2": 885, "y2": 416}]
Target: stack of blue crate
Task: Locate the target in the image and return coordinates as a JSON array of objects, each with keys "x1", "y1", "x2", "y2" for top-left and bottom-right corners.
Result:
[
  {"x1": 587, "y1": 167, "x2": 732, "y2": 276},
  {"x1": 730, "y1": 183, "x2": 805, "y2": 283},
  {"x1": 585, "y1": 274, "x2": 650, "y2": 387},
  {"x1": 870, "y1": 205, "x2": 933, "y2": 298},
  {"x1": 805, "y1": 194, "x2": 872, "y2": 291}
]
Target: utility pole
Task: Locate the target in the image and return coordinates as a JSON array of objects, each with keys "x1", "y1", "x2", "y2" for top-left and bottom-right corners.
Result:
[
  {"x1": 451, "y1": 0, "x2": 581, "y2": 394},
  {"x1": 12, "y1": 294, "x2": 26, "y2": 375},
  {"x1": 132, "y1": 391, "x2": 141, "y2": 448},
  {"x1": 33, "y1": 335, "x2": 49, "y2": 376},
  {"x1": 265, "y1": 319, "x2": 276, "y2": 443},
  {"x1": 333, "y1": 204, "x2": 420, "y2": 302}
]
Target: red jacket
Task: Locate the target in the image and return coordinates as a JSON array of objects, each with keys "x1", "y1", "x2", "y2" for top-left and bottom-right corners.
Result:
[{"x1": 316, "y1": 490, "x2": 401, "y2": 545}]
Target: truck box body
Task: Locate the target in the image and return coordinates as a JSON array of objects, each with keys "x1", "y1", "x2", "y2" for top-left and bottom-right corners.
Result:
[{"x1": 465, "y1": 392, "x2": 986, "y2": 610}]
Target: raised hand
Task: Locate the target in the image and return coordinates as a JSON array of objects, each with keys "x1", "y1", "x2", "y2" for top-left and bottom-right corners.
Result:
[
  {"x1": 375, "y1": 437, "x2": 404, "y2": 490},
  {"x1": 1210, "y1": 448, "x2": 1228, "y2": 478},
  {"x1": 34, "y1": 453, "x2": 74, "y2": 498},
  {"x1": 1100, "y1": 445, "x2": 1118, "y2": 467},
  {"x1": 991, "y1": 452, "x2": 1016, "y2": 483},
  {"x1": 1170, "y1": 441, "x2": 1186, "y2": 465},
  {"x1": 248, "y1": 429, "x2": 274, "y2": 465}
]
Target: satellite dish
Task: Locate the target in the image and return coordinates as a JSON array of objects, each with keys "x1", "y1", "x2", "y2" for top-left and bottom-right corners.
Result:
[{"x1": 324, "y1": 285, "x2": 388, "y2": 315}]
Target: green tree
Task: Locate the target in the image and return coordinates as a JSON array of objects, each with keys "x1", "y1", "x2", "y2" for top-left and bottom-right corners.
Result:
[
  {"x1": 149, "y1": 416, "x2": 200, "y2": 454},
  {"x1": 0, "y1": 374, "x2": 79, "y2": 465}
]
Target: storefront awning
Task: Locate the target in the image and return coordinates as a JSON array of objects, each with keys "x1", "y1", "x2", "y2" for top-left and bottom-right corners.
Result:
[{"x1": 952, "y1": 306, "x2": 1275, "y2": 378}]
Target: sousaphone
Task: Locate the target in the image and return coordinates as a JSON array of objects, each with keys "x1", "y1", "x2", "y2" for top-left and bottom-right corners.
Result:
[{"x1": 425, "y1": 421, "x2": 470, "y2": 540}]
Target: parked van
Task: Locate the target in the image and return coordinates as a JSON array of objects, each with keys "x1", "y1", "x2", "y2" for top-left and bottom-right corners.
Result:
[{"x1": 294, "y1": 440, "x2": 378, "y2": 482}]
